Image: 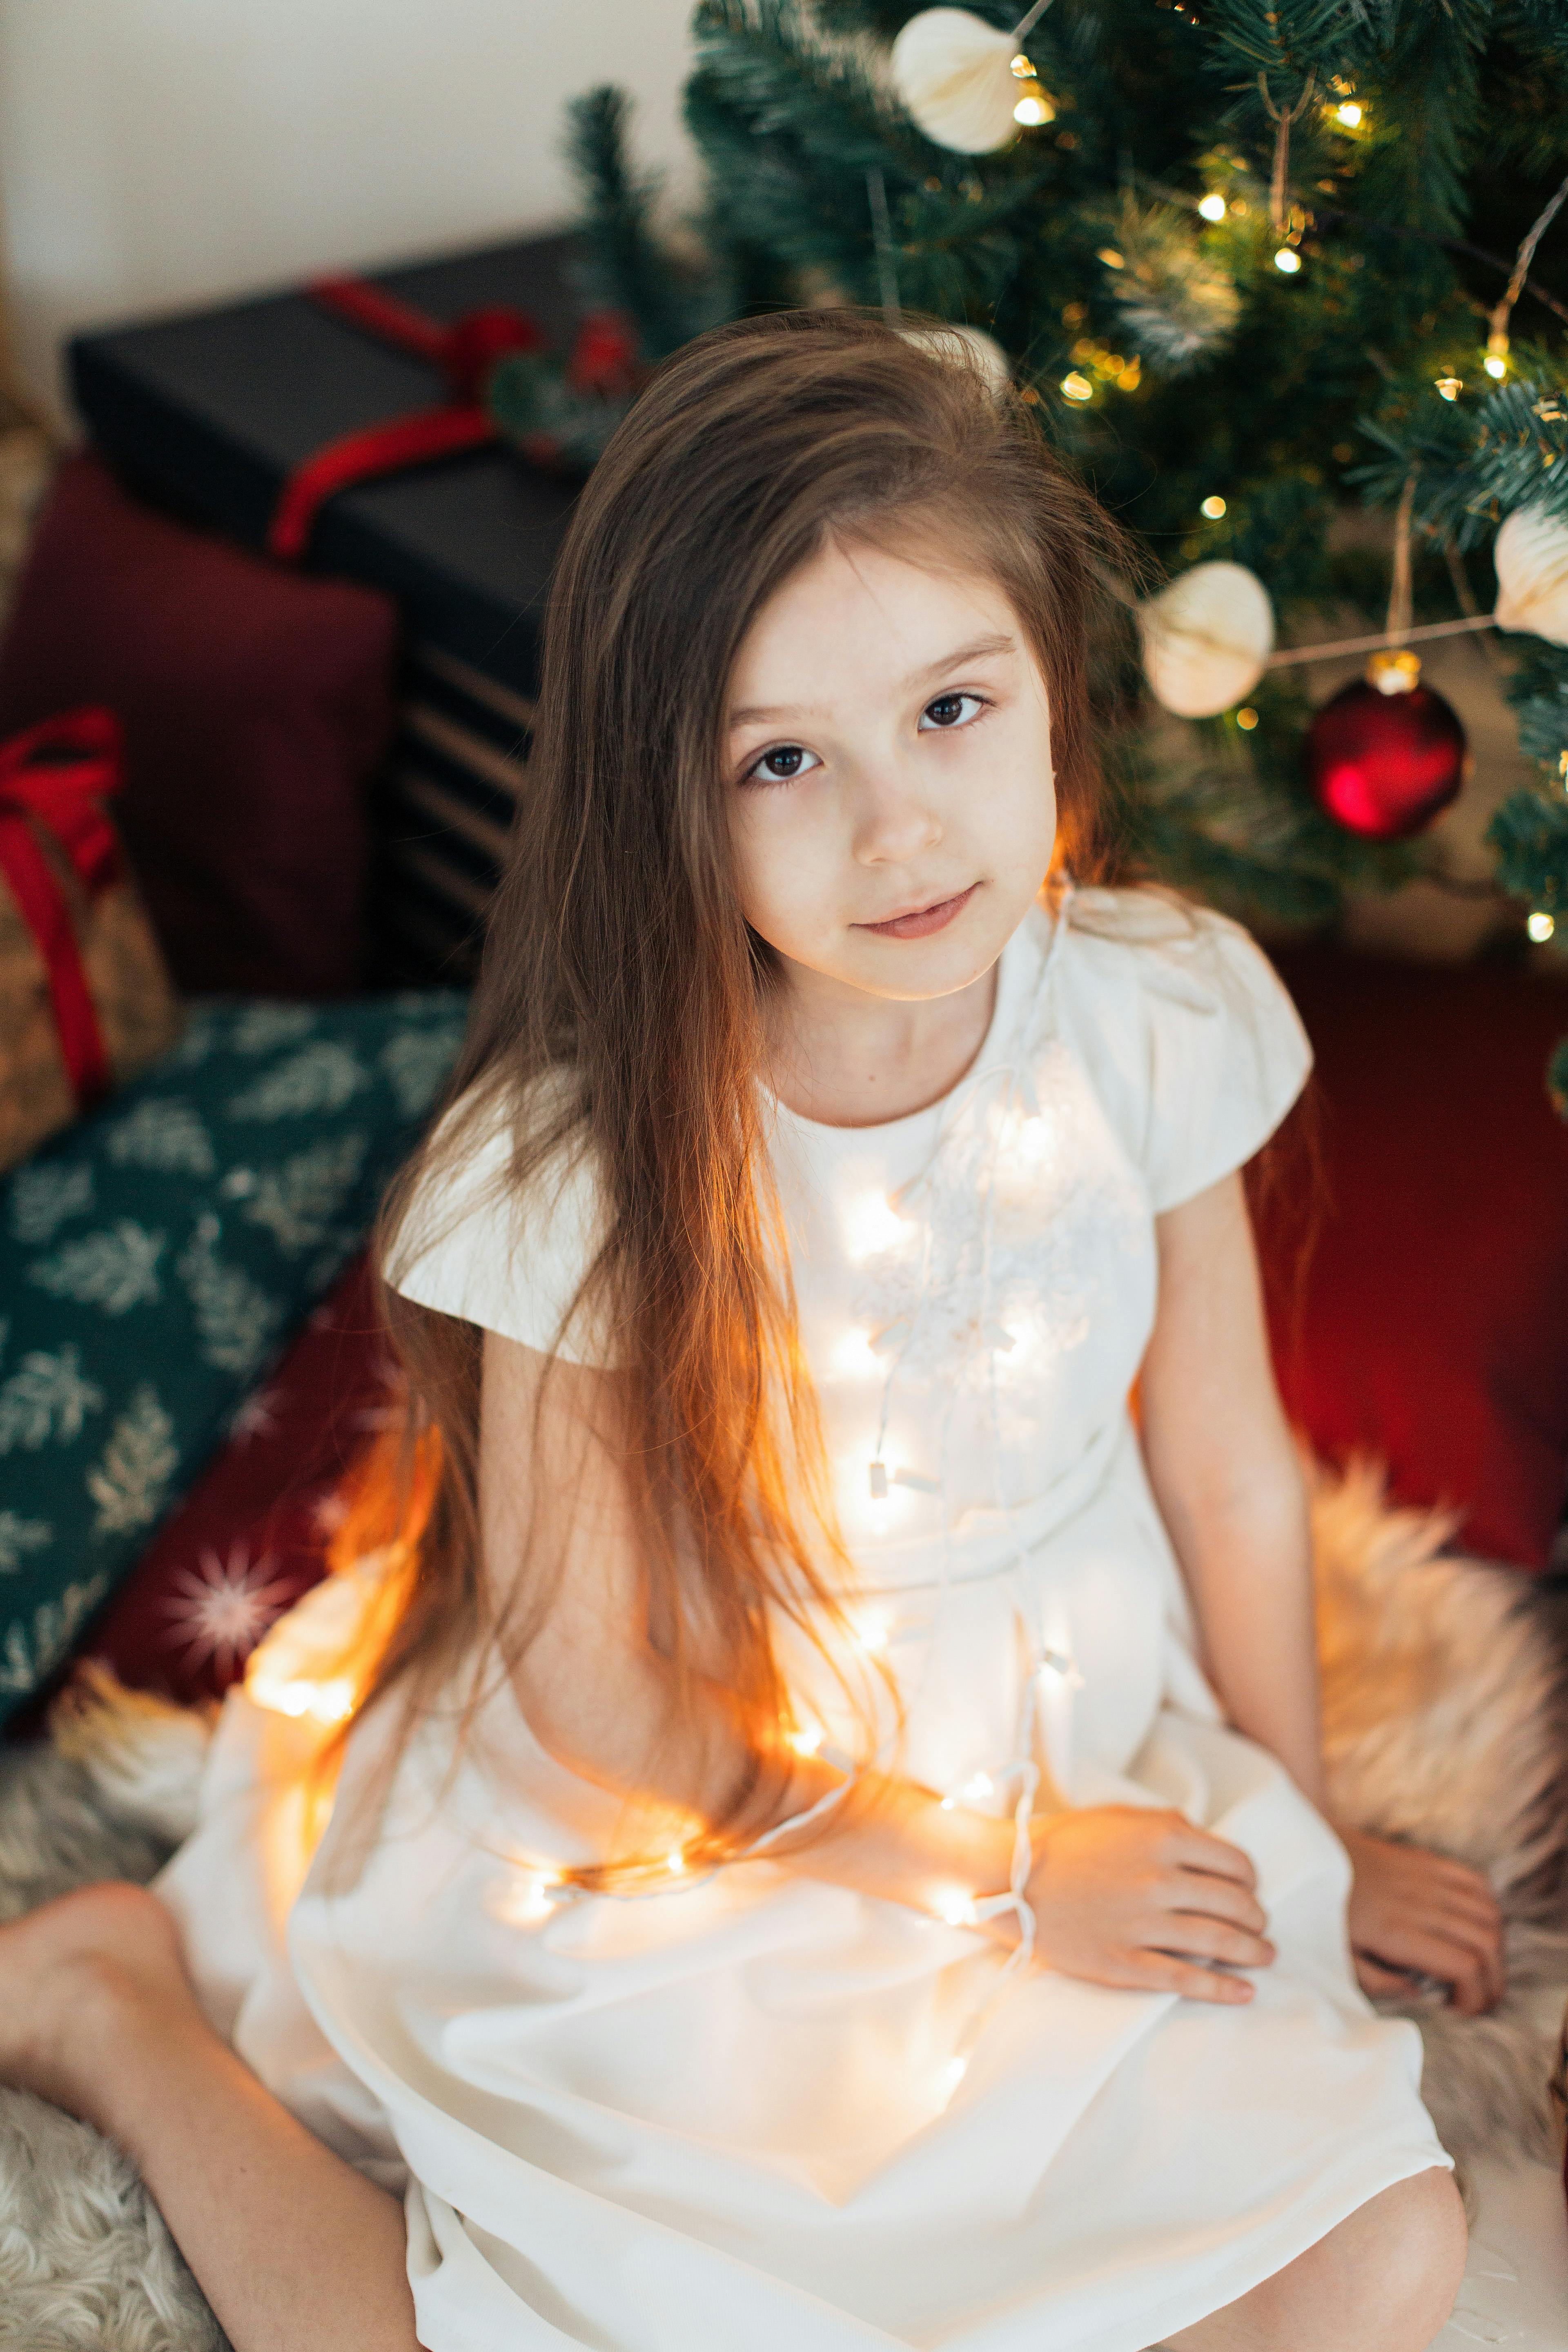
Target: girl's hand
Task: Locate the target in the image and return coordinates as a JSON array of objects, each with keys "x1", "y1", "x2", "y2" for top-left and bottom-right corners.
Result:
[
  {"x1": 0, "y1": 1880, "x2": 201, "y2": 2129},
  {"x1": 1024, "y1": 1805, "x2": 1274, "y2": 2005},
  {"x1": 1340, "y1": 1827, "x2": 1505, "y2": 2017}
]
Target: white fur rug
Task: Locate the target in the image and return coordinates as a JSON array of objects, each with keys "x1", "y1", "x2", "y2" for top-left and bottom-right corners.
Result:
[{"x1": 0, "y1": 1464, "x2": 1564, "y2": 2350}]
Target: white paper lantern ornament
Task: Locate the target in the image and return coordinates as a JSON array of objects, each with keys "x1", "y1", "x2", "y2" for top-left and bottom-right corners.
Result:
[
  {"x1": 1139, "y1": 561, "x2": 1276, "y2": 719},
  {"x1": 1493, "y1": 505, "x2": 1568, "y2": 647},
  {"x1": 890, "y1": 4, "x2": 1056, "y2": 155}
]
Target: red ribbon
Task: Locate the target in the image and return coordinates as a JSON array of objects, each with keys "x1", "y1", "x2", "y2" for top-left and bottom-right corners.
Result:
[
  {"x1": 0, "y1": 708, "x2": 125, "y2": 1110},
  {"x1": 267, "y1": 276, "x2": 549, "y2": 560}
]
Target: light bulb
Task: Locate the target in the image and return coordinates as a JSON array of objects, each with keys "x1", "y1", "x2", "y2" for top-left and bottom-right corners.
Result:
[
  {"x1": 935, "y1": 1888, "x2": 978, "y2": 1927},
  {"x1": 667, "y1": 1846, "x2": 688, "y2": 1875},
  {"x1": 788, "y1": 1724, "x2": 823, "y2": 1757},
  {"x1": 835, "y1": 1325, "x2": 882, "y2": 1378},
  {"x1": 1484, "y1": 353, "x2": 1507, "y2": 379},
  {"x1": 962, "y1": 1772, "x2": 995, "y2": 1800},
  {"x1": 1013, "y1": 88, "x2": 1053, "y2": 126},
  {"x1": 491, "y1": 1870, "x2": 563, "y2": 1926},
  {"x1": 1434, "y1": 376, "x2": 1462, "y2": 401},
  {"x1": 844, "y1": 1192, "x2": 913, "y2": 1262},
  {"x1": 1060, "y1": 371, "x2": 1093, "y2": 403},
  {"x1": 1336, "y1": 100, "x2": 1363, "y2": 127},
  {"x1": 1200, "y1": 494, "x2": 1227, "y2": 519},
  {"x1": 1274, "y1": 247, "x2": 1301, "y2": 275},
  {"x1": 853, "y1": 1609, "x2": 892, "y2": 1655},
  {"x1": 1528, "y1": 911, "x2": 1556, "y2": 942},
  {"x1": 1198, "y1": 193, "x2": 1227, "y2": 223},
  {"x1": 1236, "y1": 706, "x2": 1259, "y2": 731}
]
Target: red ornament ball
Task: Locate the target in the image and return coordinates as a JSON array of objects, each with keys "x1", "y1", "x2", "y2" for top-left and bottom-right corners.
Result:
[{"x1": 1305, "y1": 655, "x2": 1468, "y2": 840}]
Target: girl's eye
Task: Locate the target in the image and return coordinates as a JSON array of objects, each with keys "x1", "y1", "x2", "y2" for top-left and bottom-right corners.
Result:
[
  {"x1": 919, "y1": 692, "x2": 987, "y2": 732},
  {"x1": 745, "y1": 743, "x2": 821, "y2": 786}
]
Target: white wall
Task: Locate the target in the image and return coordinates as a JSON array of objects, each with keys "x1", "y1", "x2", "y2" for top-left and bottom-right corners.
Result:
[{"x1": 0, "y1": 0, "x2": 697, "y2": 422}]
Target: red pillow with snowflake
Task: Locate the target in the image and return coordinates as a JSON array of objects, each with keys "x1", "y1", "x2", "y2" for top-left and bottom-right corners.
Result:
[{"x1": 76, "y1": 1256, "x2": 393, "y2": 1703}]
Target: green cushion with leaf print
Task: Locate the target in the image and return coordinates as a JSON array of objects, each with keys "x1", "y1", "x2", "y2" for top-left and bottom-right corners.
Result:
[{"x1": 0, "y1": 991, "x2": 467, "y2": 1728}]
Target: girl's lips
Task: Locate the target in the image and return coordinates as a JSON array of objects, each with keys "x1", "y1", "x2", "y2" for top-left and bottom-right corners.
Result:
[{"x1": 857, "y1": 883, "x2": 979, "y2": 940}]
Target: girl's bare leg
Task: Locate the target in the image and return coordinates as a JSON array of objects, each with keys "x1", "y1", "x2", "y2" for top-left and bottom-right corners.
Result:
[
  {"x1": 1163, "y1": 2167, "x2": 1467, "y2": 2352},
  {"x1": 0, "y1": 1881, "x2": 421, "y2": 2352}
]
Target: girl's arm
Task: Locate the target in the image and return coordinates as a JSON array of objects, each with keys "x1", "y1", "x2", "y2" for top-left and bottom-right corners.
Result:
[
  {"x1": 481, "y1": 1330, "x2": 1273, "y2": 2004},
  {"x1": 1139, "y1": 1171, "x2": 1504, "y2": 2015}
]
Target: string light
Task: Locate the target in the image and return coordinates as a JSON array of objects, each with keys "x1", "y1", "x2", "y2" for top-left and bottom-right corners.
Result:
[
  {"x1": 1008, "y1": 51, "x2": 1054, "y2": 127},
  {"x1": 1528, "y1": 910, "x2": 1556, "y2": 942},
  {"x1": 935, "y1": 1888, "x2": 979, "y2": 1927},
  {"x1": 667, "y1": 1846, "x2": 688, "y2": 1875},
  {"x1": 1274, "y1": 247, "x2": 1301, "y2": 275},
  {"x1": 962, "y1": 1772, "x2": 995, "y2": 1800},
  {"x1": 1236, "y1": 706, "x2": 1259, "y2": 731},
  {"x1": 490, "y1": 1869, "x2": 565, "y2": 1926},
  {"x1": 1484, "y1": 350, "x2": 1508, "y2": 380},
  {"x1": 1435, "y1": 376, "x2": 1462, "y2": 401},
  {"x1": 1200, "y1": 494, "x2": 1227, "y2": 519},
  {"x1": 1197, "y1": 193, "x2": 1227, "y2": 223},
  {"x1": 788, "y1": 1723, "x2": 824, "y2": 1757},
  {"x1": 248, "y1": 1670, "x2": 356, "y2": 1724},
  {"x1": 1335, "y1": 100, "x2": 1363, "y2": 128},
  {"x1": 844, "y1": 1191, "x2": 914, "y2": 1262},
  {"x1": 1060, "y1": 370, "x2": 1093, "y2": 403}
]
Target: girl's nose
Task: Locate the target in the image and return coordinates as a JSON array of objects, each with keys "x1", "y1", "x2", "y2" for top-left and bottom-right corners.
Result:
[{"x1": 852, "y1": 771, "x2": 944, "y2": 867}]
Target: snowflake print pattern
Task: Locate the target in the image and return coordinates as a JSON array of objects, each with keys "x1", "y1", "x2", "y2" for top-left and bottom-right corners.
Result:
[
  {"x1": 227, "y1": 1041, "x2": 367, "y2": 1120},
  {"x1": 0, "y1": 1346, "x2": 105, "y2": 1453},
  {"x1": 0, "y1": 1511, "x2": 51, "y2": 1573},
  {"x1": 163, "y1": 1545, "x2": 299, "y2": 1677},
  {"x1": 86, "y1": 1385, "x2": 178, "y2": 1536},
  {"x1": 9, "y1": 1160, "x2": 94, "y2": 1246},
  {"x1": 29, "y1": 1221, "x2": 165, "y2": 1316},
  {"x1": 105, "y1": 1098, "x2": 217, "y2": 1177}
]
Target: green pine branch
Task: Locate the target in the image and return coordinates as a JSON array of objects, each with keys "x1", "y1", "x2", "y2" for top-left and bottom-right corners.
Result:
[{"x1": 564, "y1": 87, "x2": 716, "y2": 356}]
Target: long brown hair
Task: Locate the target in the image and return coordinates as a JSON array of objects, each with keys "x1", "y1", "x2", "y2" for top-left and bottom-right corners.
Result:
[{"x1": 330, "y1": 310, "x2": 1123, "y2": 1878}]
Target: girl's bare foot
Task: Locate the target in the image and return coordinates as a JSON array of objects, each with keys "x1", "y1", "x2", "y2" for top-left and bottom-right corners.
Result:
[{"x1": 0, "y1": 1881, "x2": 197, "y2": 2129}]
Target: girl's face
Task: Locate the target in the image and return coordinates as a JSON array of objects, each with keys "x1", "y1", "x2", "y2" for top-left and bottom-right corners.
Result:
[{"x1": 726, "y1": 536, "x2": 1058, "y2": 1011}]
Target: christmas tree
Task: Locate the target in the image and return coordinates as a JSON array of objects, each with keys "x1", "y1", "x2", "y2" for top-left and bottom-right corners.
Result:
[{"x1": 493, "y1": 0, "x2": 1568, "y2": 949}]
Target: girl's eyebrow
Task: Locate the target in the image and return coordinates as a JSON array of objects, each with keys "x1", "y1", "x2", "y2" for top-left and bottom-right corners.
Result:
[{"x1": 728, "y1": 633, "x2": 1017, "y2": 729}]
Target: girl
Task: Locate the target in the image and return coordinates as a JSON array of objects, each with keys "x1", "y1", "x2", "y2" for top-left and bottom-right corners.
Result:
[{"x1": 0, "y1": 312, "x2": 1506, "y2": 2352}]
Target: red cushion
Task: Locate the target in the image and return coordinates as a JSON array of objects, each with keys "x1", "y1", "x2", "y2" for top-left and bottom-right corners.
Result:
[
  {"x1": 79, "y1": 1256, "x2": 390, "y2": 1705},
  {"x1": 0, "y1": 454, "x2": 398, "y2": 995},
  {"x1": 1260, "y1": 948, "x2": 1568, "y2": 1571}
]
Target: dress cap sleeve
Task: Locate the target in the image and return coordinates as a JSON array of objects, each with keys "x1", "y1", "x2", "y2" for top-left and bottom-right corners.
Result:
[
  {"x1": 384, "y1": 1078, "x2": 615, "y2": 1364},
  {"x1": 1066, "y1": 886, "x2": 1312, "y2": 1213}
]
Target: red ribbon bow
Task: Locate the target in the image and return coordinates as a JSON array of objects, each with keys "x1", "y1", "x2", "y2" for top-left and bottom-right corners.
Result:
[
  {"x1": 267, "y1": 276, "x2": 550, "y2": 561},
  {"x1": 0, "y1": 707, "x2": 125, "y2": 1111}
]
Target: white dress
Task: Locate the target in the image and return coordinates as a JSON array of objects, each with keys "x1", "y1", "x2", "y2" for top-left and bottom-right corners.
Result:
[{"x1": 157, "y1": 886, "x2": 1451, "y2": 2352}]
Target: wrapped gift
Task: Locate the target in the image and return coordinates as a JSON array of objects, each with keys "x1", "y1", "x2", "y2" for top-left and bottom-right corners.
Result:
[
  {"x1": 71, "y1": 236, "x2": 586, "y2": 981},
  {"x1": 0, "y1": 707, "x2": 182, "y2": 1171}
]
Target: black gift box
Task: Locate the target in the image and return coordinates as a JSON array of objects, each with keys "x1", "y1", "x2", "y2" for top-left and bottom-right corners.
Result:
[{"x1": 71, "y1": 234, "x2": 587, "y2": 979}]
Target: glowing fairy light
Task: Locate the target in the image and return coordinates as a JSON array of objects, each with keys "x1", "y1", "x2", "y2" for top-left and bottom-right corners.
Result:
[
  {"x1": 667, "y1": 1846, "x2": 688, "y2": 1875},
  {"x1": 1197, "y1": 192, "x2": 1227, "y2": 223},
  {"x1": 835, "y1": 1325, "x2": 883, "y2": 1378},
  {"x1": 1274, "y1": 247, "x2": 1301, "y2": 275},
  {"x1": 1435, "y1": 376, "x2": 1462, "y2": 401},
  {"x1": 851, "y1": 1607, "x2": 893, "y2": 1655},
  {"x1": 1200, "y1": 494, "x2": 1227, "y2": 519},
  {"x1": 844, "y1": 1191, "x2": 914, "y2": 1262},
  {"x1": 1484, "y1": 351, "x2": 1508, "y2": 379},
  {"x1": 962, "y1": 1772, "x2": 994, "y2": 1801},
  {"x1": 1335, "y1": 100, "x2": 1363, "y2": 127},
  {"x1": 788, "y1": 1723, "x2": 824, "y2": 1757},
  {"x1": 1528, "y1": 910, "x2": 1556, "y2": 942},
  {"x1": 490, "y1": 1869, "x2": 565, "y2": 1926},
  {"x1": 935, "y1": 1888, "x2": 978, "y2": 1927},
  {"x1": 248, "y1": 1670, "x2": 356, "y2": 1724}
]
